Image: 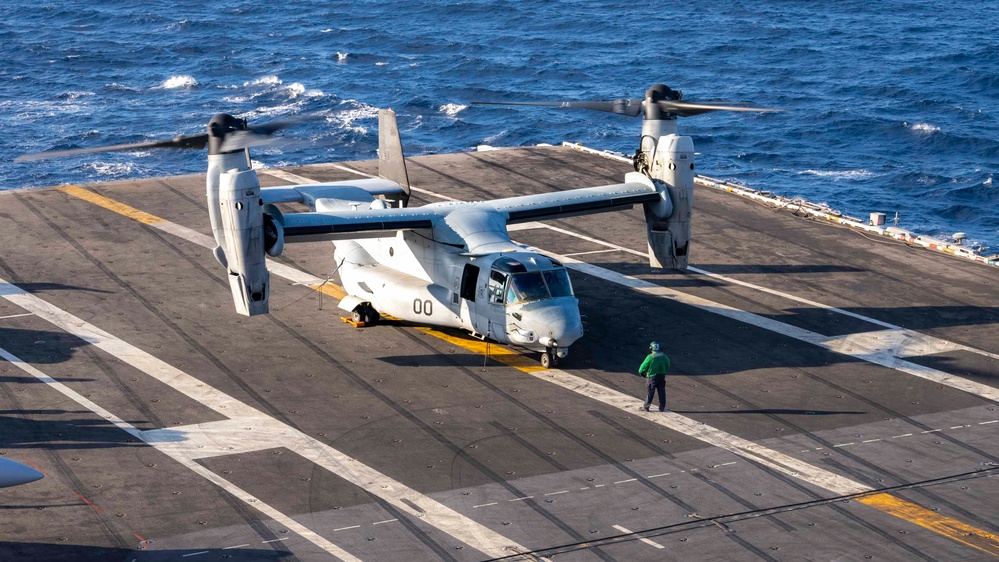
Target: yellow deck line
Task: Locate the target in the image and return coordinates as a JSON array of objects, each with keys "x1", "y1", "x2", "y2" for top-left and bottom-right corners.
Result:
[
  {"x1": 58, "y1": 182, "x2": 999, "y2": 556},
  {"x1": 57, "y1": 184, "x2": 165, "y2": 225},
  {"x1": 858, "y1": 493, "x2": 999, "y2": 555},
  {"x1": 415, "y1": 327, "x2": 548, "y2": 373},
  {"x1": 309, "y1": 282, "x2": 347, "y2": 300}
]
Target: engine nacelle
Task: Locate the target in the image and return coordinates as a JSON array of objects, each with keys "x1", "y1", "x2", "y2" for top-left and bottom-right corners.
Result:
[
  {"x1": 262, "y1": 204, "x2": 285, "y2": 257},
  {"x1": 644, "y1": 134, "x2": 694, "y2": 269},
  {"x1": 219, "y1": 168, "x2": 270, "y2": 316}
]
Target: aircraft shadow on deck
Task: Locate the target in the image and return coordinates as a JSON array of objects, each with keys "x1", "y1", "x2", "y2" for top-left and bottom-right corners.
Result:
[
  {"x1": 0, "y1": 412, "x2": 155, "y2": 450},
  {"x1": 0, "y1": 282, "x2": 114, "y2": 295},
  {"x1": 0, "y1": 327, "x2": 92, "y2": 365},
  {"x1": 0, "y1": 543, "x2": 291, "y2": 562}
]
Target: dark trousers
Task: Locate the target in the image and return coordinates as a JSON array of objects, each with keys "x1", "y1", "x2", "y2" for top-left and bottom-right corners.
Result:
[{"x1": 644, "y1": 374, "x2": 667, "y2": 411}]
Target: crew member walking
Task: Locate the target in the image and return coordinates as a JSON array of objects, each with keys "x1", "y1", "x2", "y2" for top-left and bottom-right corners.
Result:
[{"x1": 639, "y1": 341, "x2": 670, "y2": 412}]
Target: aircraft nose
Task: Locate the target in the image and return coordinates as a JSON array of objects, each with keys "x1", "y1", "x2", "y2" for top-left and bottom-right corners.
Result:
[
  {"x1": 0, "y1": 457, "x2": 44, "y2": 488},
  {"x1": 537, "y1": 302, "x2": 583, "y2": 345}
]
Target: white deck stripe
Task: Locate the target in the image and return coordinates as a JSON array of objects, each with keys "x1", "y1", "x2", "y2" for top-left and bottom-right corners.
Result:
[
  {"x1": 534, "y1": 224, "x2": 998, "y2": 361},
  {"x1": 0, "y1": 345, "x2": 362, "y2": 562},
  {"x1": 0, "y1": 279, "x2": 525, "y2": 558},
  {"x1": 611, "y1": 525, "x2": 665, "y2": 549},
  {"x1": 530, "y1": 366, "x2": 869, "y2": 496},
  {"x1": 261, "y1": 169, "x2": 321, "y2": 185},
  {"x1": 554, "y1": 256, "x2": 999, "y2": 403},
  {"x1": 0, "y1": 313, "x2": 33, "y2": 320}
]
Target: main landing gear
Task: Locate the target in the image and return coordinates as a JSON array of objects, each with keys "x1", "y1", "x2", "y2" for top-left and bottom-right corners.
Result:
[{"x1": 350, "y1": 304, "x2": 380, "y2": 326}]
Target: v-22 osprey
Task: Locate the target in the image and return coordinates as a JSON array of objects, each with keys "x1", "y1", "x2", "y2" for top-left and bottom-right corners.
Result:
[{"x1": 21, "y1": 84, "x2": 775, "y2": 368}]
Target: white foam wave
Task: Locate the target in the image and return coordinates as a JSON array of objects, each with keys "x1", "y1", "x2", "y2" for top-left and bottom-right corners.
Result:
[
  {"x1": 332, "y1": 102, "x2": 380, "y2": 134},
  {"x1": 85, "y1": 161, "x2": 133, "y2": 176},
  {"x1": 3, "y1": 99, "x2": 87, "y2": 120},
  {"x1": 237, "y1": 103, "x2": 303, "y2": 120},
  {"x1": 286, "y1": 82, "x2": 323, "y2": 98},
  {"x1": 483, "y1": 130, "x2": 508, "y2": 145},
  {"x1": 245, "y1": 76, "x2": 281, "y2": 87},
  {"x1": 156, "y1": 75, "x2": 198, "y2": 89},
  {"x1": 439, "y1": 103, "x2": 466, "y2": 117},
  {"x1": 335, "y1": 52, "x2": 348, "y2": 62},
  {"x1": 983, "y1": 175, "x2": 993, "y2": 187},
  {"x1": 375, "y1": 61, "x2": 389, "y2": 66},
  {"x1": 63, "y1": 91, "x2": 93, "y2": 101},
  {"x1": 798, "y1": 169, "x2": 874, "y2": 180},
  {"x1": 107, "y1": 82, "x2": 141, "y2": 92},
  {"x1": 905, "y1": 121, "x2": 941, "y2": 133}
]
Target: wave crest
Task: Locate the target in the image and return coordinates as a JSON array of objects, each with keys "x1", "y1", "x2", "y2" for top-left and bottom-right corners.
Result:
[
  {"x1": 439, "y1": 103, "x2": 466, "y2": 117},
  {"x1": 156, "y1": 75, "x2": 198, "y2": 89},
  {"x1": 798, "y1": 169, "x2": 875, "y2": 180},
  {"x1": 905, "y1": 122, "x2": 941, "y2": 134}
]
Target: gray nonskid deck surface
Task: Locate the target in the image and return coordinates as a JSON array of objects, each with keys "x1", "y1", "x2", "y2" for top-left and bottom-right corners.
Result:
[{"x1": 0, "y1": 146, "x2": 997, "y2": 561}]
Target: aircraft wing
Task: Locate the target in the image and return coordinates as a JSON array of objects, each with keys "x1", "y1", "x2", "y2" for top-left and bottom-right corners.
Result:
[
  {"x1": 272, "y1": 175, "x2": 662, "y2": 241},
  {"x1": 485, "y1": 178, "x2": 662, "y2": 223},
  {"x1": 279, "y1": 207, "x2": 437, "y2": 241}
]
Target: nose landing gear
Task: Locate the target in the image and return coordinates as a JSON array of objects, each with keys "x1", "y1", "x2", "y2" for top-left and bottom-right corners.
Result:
[
  {"x1": 541, "y1": 349, "x2": 558, "y2": 369},
  {"x1": 541, "y1": 343, "x2": 567, "y2": 369}
]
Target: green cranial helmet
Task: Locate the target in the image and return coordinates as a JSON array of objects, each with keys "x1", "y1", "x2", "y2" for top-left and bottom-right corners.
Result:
[{"x1": 650, "y1": 341, "x2": 660, "y2": 351}]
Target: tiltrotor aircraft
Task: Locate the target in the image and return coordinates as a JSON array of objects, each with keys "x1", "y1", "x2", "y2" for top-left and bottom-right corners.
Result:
[{"x1": 20, "y1": 85, "x2": 774, "y2": 368}]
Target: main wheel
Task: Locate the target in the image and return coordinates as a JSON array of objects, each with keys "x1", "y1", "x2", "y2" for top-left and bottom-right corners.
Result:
[
  {"x1": 351, "y1": 309, "x2": 363, "y2": 323},
  {"x1": 363, "y1": 307, "x2": 380, "y2": 326}
]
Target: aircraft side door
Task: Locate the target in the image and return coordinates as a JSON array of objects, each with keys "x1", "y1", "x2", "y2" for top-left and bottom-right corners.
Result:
[{"x1": 466, "y1": 264, "x2": 507, "y2": 339}]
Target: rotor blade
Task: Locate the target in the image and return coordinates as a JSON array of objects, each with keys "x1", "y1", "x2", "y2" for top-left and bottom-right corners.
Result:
[
  {"x1": 246, "y1": 113, "x2": 325, "y2": 136},
  {"x1": 220, "y1": 113, "x2": 325, "y2": 152},
  {"x1": 656, "y1": 100, "x2": 781, "y2": 117},
  {"x1": 15, "y1": 133, "x2": 208, "y2": 162},
  {"x1": 472, "y1": 99, "x2": 644, "y2": 117},
  {"x1": 219, "y1": 131, "x2": 294, "y2": 153}
]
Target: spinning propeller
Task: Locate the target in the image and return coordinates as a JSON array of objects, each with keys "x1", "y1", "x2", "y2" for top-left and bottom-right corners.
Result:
[
  {"x1": 472, "y1": 83, "x2": 779, "y2": 120},
  {"x1": 15, "y1": 113, "x2": 320, "y2": 162}
]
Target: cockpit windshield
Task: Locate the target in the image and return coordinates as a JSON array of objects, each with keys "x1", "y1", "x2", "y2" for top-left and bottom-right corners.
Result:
[
  {"x1": 543, "y1": 269, "x2": 573, "y2": 298},
  {"x1": 504, "y1": 268, "x2": 574, "y2": 304}
]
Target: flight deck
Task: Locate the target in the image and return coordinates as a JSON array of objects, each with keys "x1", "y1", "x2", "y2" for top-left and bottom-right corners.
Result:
[{"x1": 1, "y1": 146, "x2": 998, "y2": 561}]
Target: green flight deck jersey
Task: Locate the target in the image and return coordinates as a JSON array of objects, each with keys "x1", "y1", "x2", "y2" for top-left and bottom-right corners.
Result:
[{"x1": 639, "y1": 352, "x2": 671, "y2": 377}]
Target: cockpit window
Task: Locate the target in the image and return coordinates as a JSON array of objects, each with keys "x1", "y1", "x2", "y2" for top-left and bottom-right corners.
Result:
[
  {"x1": 543, "y1": 269, "x2": 573, "y2": 298},
  {"x1": 488, "y1": 270, "x2": 508, "y2": 304},
  {"x1": 506, "y1": 272, "x2": 549, "y2": 304}
]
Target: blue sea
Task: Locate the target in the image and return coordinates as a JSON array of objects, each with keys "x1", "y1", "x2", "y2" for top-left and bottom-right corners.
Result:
[{"x1": 2, "y1": 1, "x2": 997, "y2": 251}]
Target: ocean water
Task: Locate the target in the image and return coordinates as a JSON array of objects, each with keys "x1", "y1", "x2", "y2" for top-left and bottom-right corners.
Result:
[{"x1": 2, "y1": 1, "x2": 997, "y2": 251}]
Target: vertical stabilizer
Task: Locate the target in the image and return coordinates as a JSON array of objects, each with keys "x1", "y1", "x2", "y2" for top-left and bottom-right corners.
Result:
[{"x1": 378, "y1": 109, "x2": 411, "y2": 207}]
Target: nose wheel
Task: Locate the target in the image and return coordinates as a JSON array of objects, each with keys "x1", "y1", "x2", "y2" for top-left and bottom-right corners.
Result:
[{"x1": 541, "y1": 348, "x2": 559, "y2": 369}]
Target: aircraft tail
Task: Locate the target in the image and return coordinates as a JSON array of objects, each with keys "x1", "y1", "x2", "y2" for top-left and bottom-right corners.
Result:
[{"x1": 378, "y1": 109, "x2": 411, "y2": 207}]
